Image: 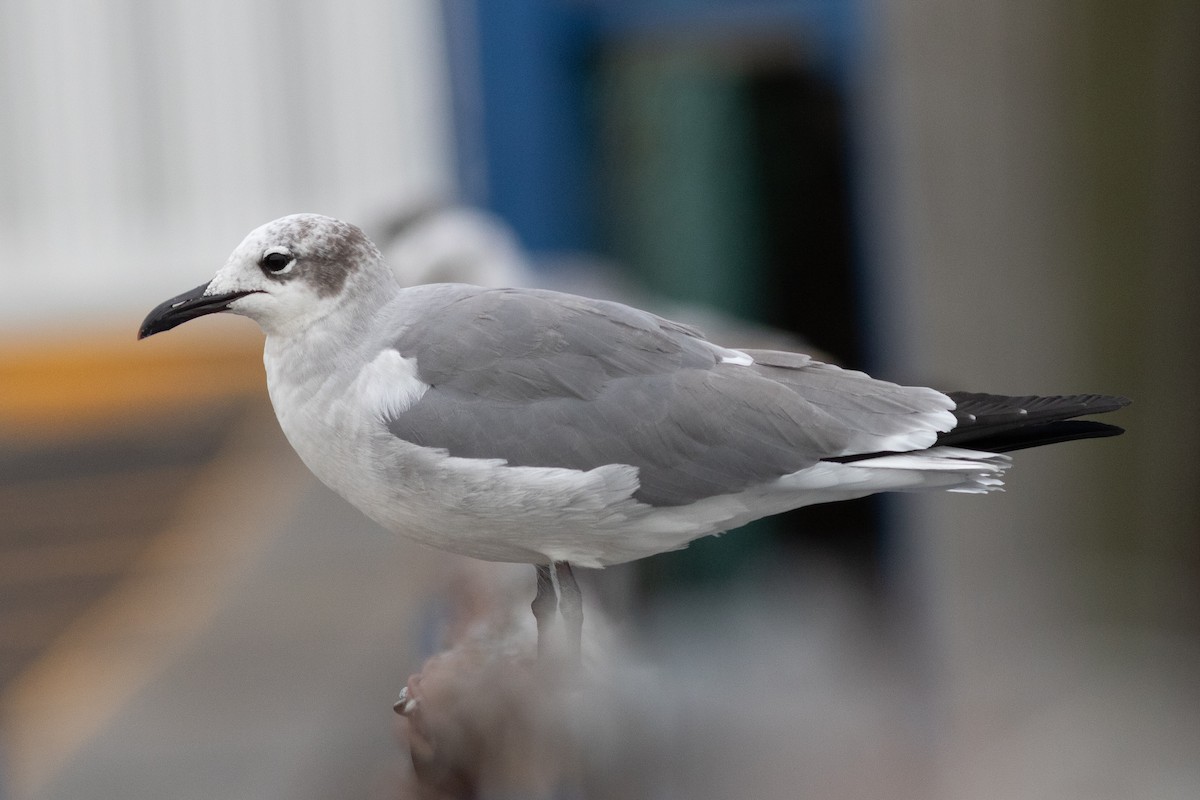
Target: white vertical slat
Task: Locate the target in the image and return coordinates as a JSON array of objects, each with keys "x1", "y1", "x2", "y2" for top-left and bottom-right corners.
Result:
[{"x1": 0, "y1": 0, "x2": 455, "y2": 328}]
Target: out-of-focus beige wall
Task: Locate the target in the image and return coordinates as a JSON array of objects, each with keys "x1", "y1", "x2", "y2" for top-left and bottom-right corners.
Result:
[{"x1": 867, "y1": 1, "x2": 1199, "y2": 793}]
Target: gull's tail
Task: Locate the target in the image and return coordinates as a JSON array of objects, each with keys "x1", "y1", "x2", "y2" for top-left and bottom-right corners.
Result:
[
  {"x1": 826, "y1": 392, "x2": 1130, "y2": 470},
  {"x1": 935, "y1": 392, "x2": 1130, "y2": 453},
  {"x1": 830, "y1": 392, "x2": 1130, "y2": 495}
]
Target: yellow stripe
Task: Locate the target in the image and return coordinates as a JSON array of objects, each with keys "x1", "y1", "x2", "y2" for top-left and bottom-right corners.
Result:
[{"x1": 0, "y1": 323, "x2": 266, "y2": 439}]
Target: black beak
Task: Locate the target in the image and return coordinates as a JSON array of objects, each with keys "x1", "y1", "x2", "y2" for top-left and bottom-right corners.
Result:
[{"x1": 137, "y1": 282, "x2": 256, "y2": 339}]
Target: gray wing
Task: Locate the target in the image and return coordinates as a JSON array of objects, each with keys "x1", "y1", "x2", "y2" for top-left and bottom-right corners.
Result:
[{"x1": 387, "y1": 287, "x2": 952, "y2": 506}]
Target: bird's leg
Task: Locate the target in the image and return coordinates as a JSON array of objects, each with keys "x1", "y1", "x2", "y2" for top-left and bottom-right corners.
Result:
[
  {"x1": 554, "y1": 561, "x2": 583, "y2": 663},
  {"x1": 532, "y1": 563, "x2": 557, "y2": 657}
]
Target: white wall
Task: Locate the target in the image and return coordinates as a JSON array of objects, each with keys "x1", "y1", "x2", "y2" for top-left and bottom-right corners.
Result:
[{"x1": 0, "y1": 0, "x2": 455, "y2": 329}]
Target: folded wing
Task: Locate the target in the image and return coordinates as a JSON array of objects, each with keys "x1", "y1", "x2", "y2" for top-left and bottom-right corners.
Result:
[{"x1": 386, "y1": 289, "x2": 958, "y2": 506}]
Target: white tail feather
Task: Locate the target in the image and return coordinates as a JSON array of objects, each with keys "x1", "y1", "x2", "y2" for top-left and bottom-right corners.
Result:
[{"x1": 845, "y1": 447, "x2": 1011, "y2": 494}]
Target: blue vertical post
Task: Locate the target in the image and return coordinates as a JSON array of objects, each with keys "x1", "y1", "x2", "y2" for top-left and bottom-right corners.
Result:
[{"x1": 453, "y1": 0, "x2": 598, "y2": 254}]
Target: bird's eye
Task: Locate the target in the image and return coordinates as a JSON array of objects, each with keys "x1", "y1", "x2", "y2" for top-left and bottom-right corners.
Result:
[{"x1": 260, "y1": 249, "x2": 295, "y2": 274}]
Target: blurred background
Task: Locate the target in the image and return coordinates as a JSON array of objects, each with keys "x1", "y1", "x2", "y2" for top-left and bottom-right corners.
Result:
[{"x1": 1, "y1": 1, "x2": 1197, "y2": 798}]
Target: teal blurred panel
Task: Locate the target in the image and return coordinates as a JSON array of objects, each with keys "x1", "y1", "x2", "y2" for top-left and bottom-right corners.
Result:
[
  {"x1": 601, "y1": 50, "x2": 767, "y2": 322},
  {"x1": 599, "y1": 48, "x2": 775, "y2": 588}
]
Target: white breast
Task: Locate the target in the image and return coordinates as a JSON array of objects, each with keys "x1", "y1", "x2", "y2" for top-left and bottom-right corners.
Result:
[{"x1": 265, "y1": 346, "x2": 427, "y2": 497}]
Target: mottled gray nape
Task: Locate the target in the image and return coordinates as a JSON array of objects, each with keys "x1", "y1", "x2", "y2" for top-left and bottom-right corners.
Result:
[{"x1": 384, "y1": 288, "x2": 947, "y2": 506}]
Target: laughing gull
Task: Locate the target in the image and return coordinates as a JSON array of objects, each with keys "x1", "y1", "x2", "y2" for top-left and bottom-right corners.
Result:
[{"x1": 138, "y1": 214, "x2": 1129, "y2": 657}]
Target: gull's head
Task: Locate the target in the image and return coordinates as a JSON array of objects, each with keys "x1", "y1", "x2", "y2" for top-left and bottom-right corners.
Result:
[{"x1": 138, "y1": 214, "x2": 388, "y2": 340}]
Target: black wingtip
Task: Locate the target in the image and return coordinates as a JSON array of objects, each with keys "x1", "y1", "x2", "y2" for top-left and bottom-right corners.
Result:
[
  {"x1": 937, "y1": 391, "x2": 1131, "y2": 452},
  {"x1": 959, "y1": 420, "x2": 1126, "y2": 453}
]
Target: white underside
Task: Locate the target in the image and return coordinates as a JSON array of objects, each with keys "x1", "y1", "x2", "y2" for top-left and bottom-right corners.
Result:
[
  {"x1": 285, "y1": 415, "x2": 1010, "y2": 568},
  {"x1": 266, "y1": 340, "x2": 1010, "y2": 569}
]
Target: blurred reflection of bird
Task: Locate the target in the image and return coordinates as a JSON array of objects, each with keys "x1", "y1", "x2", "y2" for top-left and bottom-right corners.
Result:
[{"x1": 371, "y1": 201, "x2": 828, "y2": 359}]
